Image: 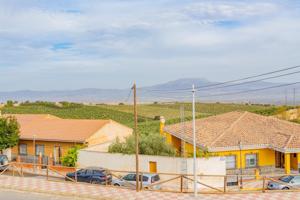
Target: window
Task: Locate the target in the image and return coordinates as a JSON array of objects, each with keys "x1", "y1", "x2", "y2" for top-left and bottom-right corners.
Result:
[
  {"x1": 123, "y1": 174, "x2": 136, "y2": 181},
  {"x1": 35, "y1": 144, "x2": 45, "y2": 156},
  {"x1": 225, "y1": 156, "x2": 236, "y2": 169},
  {"x1": 246, "y1": 154, "x2": 257, "y2": 168},
  {"x1": 19, "y1": 144, "x2": 27, "y2": 155}
]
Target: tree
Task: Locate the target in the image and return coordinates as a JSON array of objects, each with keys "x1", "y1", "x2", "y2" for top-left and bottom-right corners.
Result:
[
  {"x1": 0, "y1": 117, "x2": 20, "y2": 151},
  {"x1": 5, "y1": 100, "x2": 14, "y2": 107},
  {"x1": 61, "y1": 145, "x2": 82, "y2": 167},
  {"x1": 108, "y1": 134, "x2": 176, "y2": 156}
]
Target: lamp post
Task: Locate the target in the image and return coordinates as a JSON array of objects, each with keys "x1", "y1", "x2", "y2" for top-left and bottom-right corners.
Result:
[
  {"x1": 239, "y1": 140, "x2": 243, "y2": 189},
  {"x1": 33, "y1": 134, "x2": 36, "y2": 172},
  {"x1": 192, "y1": 85, "x2": 197, "y2": 197}
]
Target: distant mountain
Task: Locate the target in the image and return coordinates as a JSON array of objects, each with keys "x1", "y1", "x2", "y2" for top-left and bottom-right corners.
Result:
[{"x1": 0, "y1": 78, "x2": 297, "y2": 105}]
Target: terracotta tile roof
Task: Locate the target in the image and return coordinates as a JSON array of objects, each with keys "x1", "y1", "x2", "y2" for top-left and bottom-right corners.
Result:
[
  {"x1": 164, "y1": 111, "x2": 300, "y2": 152},
  {"x1": 3, "y1": 114, "x2": 111, "y2": 143}
]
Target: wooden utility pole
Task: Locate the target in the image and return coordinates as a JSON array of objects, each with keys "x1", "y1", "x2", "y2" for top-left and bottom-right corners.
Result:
[{"x1": 133, "y1": 83, "x2": 140, "y2": 192}]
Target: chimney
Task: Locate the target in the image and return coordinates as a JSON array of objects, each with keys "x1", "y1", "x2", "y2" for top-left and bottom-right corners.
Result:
[{"x1": 159, "y1": 116, "x2": 165, "y2": 135}]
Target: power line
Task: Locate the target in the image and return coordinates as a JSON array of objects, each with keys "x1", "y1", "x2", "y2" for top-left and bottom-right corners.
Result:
[
  {"x1": 123, "y1": 88, "x2": 133, "y2": 103},
  {"x1": 199, "y1": 70, "x2": 300, "y2": 91},
  {"x1": 139, "y1": 65, "x2": 300, "y2": 92},
  {"x1": 198, "y1": 81, "x2": 300, "y2": 98}
]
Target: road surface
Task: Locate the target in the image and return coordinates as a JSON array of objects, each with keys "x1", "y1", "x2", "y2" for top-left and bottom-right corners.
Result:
[{"x1": 0, "y1": 188, "x2": 92, "y2": 200}]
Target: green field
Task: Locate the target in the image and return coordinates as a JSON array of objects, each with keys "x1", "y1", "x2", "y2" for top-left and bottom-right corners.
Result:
[
  {"x1": 1, "y1": 102, "x2": 276, "y2": 129},
  {"x1": 97, "y1": 104, "x2": 201, "y2": 119}
]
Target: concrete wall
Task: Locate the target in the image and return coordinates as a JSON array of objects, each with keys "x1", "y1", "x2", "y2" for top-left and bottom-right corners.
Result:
[{"x1": 78, "y1": 150, "x2": 226, "y2": 189}]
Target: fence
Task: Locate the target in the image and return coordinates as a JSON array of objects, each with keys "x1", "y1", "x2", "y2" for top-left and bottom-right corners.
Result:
[{"x1": 1, "y1": 161, "x2": 300, "y2": 194}]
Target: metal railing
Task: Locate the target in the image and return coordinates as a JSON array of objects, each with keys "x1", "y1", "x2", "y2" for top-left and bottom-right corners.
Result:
[{"x1": 1, "y1": 162, "x2": 300, "y2": 194}]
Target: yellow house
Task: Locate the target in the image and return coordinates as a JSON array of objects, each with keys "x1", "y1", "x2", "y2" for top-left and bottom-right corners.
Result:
[
  {"x1": 161, "y1": 111, "x2": 300, "y2": 175},
  {"x1": 2, "y1": 114, "x2": 132, "y2": 165}
]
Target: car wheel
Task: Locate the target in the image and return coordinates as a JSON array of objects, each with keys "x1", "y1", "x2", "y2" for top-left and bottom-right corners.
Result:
[
  {"x1": 282, "y1": 187, "x2": 290, "y2": 190},
  {"x1": 114, "y1": 183, "x2": 121, "y2": 187},
  {"x1": 91, "y1": 179, "x2": 101, "y2": 184}
]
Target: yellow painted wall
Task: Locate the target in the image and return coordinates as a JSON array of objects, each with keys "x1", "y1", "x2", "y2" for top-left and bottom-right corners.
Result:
[
  {"x1": 215, "y1": 149, "x2": 275, "y2": 168},
  {"x1": 11, "y1": 140, "x2": 80, "y2": 158},
  {"x1": 163, "y1": 132, "x2": 181, "y2": 154}
]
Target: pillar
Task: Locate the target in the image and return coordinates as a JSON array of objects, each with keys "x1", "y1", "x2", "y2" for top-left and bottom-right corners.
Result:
[
  {"x1": 48, "y1": 153, "x2": 53, "y2": 166},
  {"x1": 159, "y1": 116, "x2": 165, "y2": 135},
  {"x1": 285, "y1": 153, "x2": 291, "y2": 175}
]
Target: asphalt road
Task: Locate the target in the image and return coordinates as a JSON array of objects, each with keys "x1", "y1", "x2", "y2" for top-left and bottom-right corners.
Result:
[{"x1": 0, "y1": 188, "x2": 93, "y2": 200}]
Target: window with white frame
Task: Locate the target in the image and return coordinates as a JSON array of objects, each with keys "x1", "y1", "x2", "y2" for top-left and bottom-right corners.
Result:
[
  {"x1": 246, "y1": 154, "x2": 257, "y2": 168},
  {"x1": 225, "y1": 156, "x2": 236, "y2": 169},
  {"x1": 19, "y1": 144, "x2": 27, "y2": 155}
]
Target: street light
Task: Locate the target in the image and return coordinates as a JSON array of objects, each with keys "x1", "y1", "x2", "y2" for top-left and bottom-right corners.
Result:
[
  {"x1": 33, "y1": 134, "x2": 36, "y2": 172},
  {"x1": 238, "y1": 140, "x2": 243, "y2": 189}
]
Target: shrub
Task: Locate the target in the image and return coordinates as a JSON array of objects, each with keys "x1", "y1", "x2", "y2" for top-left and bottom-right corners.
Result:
[
  {"x1": 61, "y1": 145, "x2": 82, "y2": 167},
  {"x1": 0, "y1": 117, "x2": 20, "y2": 151}
]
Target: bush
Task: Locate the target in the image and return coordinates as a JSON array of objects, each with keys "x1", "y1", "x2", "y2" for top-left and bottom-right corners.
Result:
[
  {"x1": 61, "y1": 145, "x2": 82, "y2": 167},
  {"x1": 0, "y1": 117, "x2": 20, "y2": 151},
  {"x1": 5, "y1": 100, "x2": 14, "y2": 107},
  {"x1": 108, "y1": 134, "x2": 176, "y2": 156}
]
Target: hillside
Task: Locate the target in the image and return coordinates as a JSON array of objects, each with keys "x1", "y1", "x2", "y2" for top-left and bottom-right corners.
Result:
[{"x1": 0, "y1": 78, "x2": 296, "y2": 104}]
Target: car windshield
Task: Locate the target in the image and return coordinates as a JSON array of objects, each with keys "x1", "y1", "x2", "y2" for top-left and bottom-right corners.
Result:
[{"x1": 279, "y1": 176, "x2": 293, "y2": 183}]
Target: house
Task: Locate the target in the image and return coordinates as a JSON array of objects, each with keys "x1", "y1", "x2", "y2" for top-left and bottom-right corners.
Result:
[
  {"x1": 161, "y1": 111, "x2": 300, "y2": 175},
  {"x1": 1, "y1": 114, "x2": 132, "y2": 164}
]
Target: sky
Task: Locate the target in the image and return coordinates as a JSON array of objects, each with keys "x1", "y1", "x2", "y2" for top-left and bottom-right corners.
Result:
[{"x1": 1, "y1": 0, "x2": 300, "y2": 91}]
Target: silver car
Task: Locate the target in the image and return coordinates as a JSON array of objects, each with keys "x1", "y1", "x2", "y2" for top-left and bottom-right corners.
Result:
[
  {"x1": 112, "y1": 173, "x2": 161, "y2": 189},
  {"x1": 267, "y1": 175, "x2": 300, "y2": 190}
]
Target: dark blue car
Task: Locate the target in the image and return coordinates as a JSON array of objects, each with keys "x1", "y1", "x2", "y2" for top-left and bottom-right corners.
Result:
[
  {"x1": 0, "y1": 155, "x2": 9, "y2": 171},
  {"x1": 66, "y1": 167, "x2": 112, "y2": 184}
]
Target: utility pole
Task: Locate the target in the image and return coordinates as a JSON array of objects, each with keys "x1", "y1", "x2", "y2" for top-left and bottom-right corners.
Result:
[
  {"x1": 192, "y1": 84, "x2": 197, "y2": 197},
  {"x1": 132, "y1": 83, "x2": 140, "y2": 192}
]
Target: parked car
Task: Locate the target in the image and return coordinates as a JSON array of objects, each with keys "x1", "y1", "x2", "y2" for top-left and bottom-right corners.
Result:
[
  {"x1": 112, "y1": 173, "x2": 161, "y2": 189},
  {"x1": 0, "y1": 155, "x2": 9, "y2": 171},
  {"x1": 66, "y1": 167, "x2": 112, "y2": 185},
  {"x1": 267, "y1": 175, "x2": 300, "y2": 190}
]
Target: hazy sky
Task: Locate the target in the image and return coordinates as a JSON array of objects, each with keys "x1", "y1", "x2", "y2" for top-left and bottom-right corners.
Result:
[{"x1": 1, "y1": 0, "x2": 300, "y2": 91}]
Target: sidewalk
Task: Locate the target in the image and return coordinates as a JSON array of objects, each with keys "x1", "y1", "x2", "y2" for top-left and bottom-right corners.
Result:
[{"x1": 0, "y1": 175, "x2": 299, "y2": 200}]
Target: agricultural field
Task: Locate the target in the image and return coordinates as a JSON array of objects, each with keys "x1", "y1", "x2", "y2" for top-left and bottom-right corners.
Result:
[
  {"x1": 1, "y1": 103, "x2": 139, "y2": 127},
  {"x1": 1, "y1": 101, "x2": 277, "y2": 130},
  {"x1": 148, "y1": 102, "x2": 274, "y2": 116},
  {"x1": 97, "y1": 104, "x2": 202, "y2": 120}
]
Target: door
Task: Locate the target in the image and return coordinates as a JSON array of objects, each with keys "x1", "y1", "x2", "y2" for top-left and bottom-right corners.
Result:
[
  {"x1": 275, "y1": 151, "x2": 284, "y2": 168},
  {"x1": 290, "y1": 176, "x2": 300, "y2": 188},
  {"x1": 81, "y1": 169, "x2": 93, "y2": 183},
  {"x1": 122, "y1": 174, "x2": 136, "y2": 187},
  {"x1": 76, "y1": 169, "x2": 87, "y2": 182},
  {"x1": 149, "y1": 161, "x2": 157, "y2": 173},
  {"x1": 53, "y1": 146, "x2": 62, "y2": 165}
]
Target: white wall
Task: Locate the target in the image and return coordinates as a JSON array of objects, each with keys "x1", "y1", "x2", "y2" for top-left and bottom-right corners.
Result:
[{"x1": 78, "y1": 150, "x2": 226, "y2": 190}]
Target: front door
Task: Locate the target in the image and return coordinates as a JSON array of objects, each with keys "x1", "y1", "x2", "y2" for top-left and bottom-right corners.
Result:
[
  {"x1": 275, "y1": 151, "x2": 285, "y2": 168},
  {"x1": 53, "y1": 146, "x2": 62, "y2": 165}
]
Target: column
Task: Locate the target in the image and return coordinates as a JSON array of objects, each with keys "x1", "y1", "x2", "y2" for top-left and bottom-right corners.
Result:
[{"x1": 285, "y1": 153, "x2": 291, "y2": 175}]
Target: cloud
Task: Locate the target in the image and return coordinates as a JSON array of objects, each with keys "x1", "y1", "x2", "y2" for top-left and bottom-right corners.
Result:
[{"x1": 0, "y1": 0, "x2": 300, "y2": 90}]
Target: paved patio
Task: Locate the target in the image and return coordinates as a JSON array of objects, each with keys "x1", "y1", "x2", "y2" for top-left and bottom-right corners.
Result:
[{"x1": 0, "y1": 175, "x2": 300, "y2": 200}]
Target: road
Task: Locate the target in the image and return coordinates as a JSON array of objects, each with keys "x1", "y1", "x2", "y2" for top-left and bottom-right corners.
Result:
[{"x1": 0, "y1": 188, "x2": 93, "y2": 200}]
